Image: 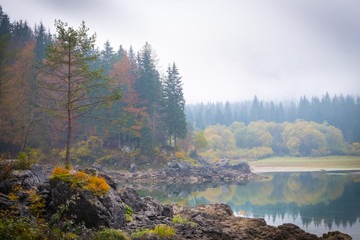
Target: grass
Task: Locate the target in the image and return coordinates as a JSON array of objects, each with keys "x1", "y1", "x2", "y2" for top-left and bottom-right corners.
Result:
[{"x1": 249, "y1": 156, "x2": 360, "y2": 172}]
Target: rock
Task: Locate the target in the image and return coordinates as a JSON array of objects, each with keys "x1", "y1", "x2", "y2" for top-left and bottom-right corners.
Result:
[
  {"x1": 0, "y1": 164, "x2": 48, "y2": 194},
  {"x1": 0, "y1": 193, "x2": 15, "y2": 210},
  {"x1": 130, "y1": 163, "x2": 138, "y2": 173},
  {"x1": 48, "y1": 175, "x2": 126, "y2": 229},
  {"x1": 213, "y1": 158, "x2": 230, "y2": 168},
  {"x1": 231, "y1": 162, "x2": 251, "y2": 173},
  {"x1": 119, "y1": 188, "x2": 173, "y2": 219},
  {"x1": 118, "y1": 160, "x2": 260, "y2": 185},
  {"x1": 320, "y1": 231, "x2": 352, "y2": 240}
]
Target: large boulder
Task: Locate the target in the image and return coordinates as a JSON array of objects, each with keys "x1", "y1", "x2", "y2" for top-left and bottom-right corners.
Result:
[{"x1": 48, "y1": 176, "x2": 126, "y2": 229}]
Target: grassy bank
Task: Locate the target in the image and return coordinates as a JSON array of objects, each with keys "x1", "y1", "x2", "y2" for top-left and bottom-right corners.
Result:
[{"x1": 248, "y1": 156, "x2": 360, "y2": 173}]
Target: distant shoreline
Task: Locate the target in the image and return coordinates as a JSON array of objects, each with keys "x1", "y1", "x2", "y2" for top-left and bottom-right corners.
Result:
[{"x1": 248, "y1": 156, "x2": 360, "y2": 173}]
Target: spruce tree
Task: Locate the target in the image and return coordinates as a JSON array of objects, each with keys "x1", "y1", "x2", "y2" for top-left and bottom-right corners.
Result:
[{"x1": 163, "y1": 63, "x2": 187, "y2": 147}]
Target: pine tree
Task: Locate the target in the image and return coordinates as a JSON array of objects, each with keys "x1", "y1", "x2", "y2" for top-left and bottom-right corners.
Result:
[
  {"x1": 36, "y1": 20, "x2": 121, "y2": 168},
  {"x1": 163, "y1": 63, "x2": 187, "y2": 147},
  {"x1": 136, "y1": 42, "x2": 165, "y2": 149}
]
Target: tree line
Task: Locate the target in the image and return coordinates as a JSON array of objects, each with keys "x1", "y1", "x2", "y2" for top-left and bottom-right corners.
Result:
[
  {"x1": 0, "y1": 6, "x2": 187, "y2": 167},
  {"x1": 186, "y1": 94, "x2": 360, "y2": 143},
  {"x1": 194, "y1": 120, "x2": 359, "y2": 161}
]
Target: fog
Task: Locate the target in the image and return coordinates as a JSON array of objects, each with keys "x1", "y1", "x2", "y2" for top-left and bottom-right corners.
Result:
[{"x1": 1, "y1": 0, "x2": 359, "y2": 103}]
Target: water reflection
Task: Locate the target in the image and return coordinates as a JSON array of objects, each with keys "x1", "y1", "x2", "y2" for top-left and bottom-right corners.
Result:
[{"x1": 133, "y1": 172, "x2": 360, "y2": 238}]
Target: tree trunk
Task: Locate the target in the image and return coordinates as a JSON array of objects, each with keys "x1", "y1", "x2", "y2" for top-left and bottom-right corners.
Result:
[
  {"x1": 174, "y1": 133, "x2": 177, "y2": 148},
  {"x1": 65, "y1": 102, "x2": 72, "y2": 169},
  {"x1": 65, "y1": 52, "x2": 72, "y2": 169}
]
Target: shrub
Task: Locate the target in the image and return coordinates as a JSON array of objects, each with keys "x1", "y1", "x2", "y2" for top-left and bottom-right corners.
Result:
[
  {"x1": 0, "y1": 214, "x2": 41, "y2": 240},
  {"x1": 52, "y1": 167, "x2": 70, "y2": 176},
  {"x1": 131, "y1": 225, "x2": 175, "y2": 239},
  {"x1": 172, "y1": 214, "x2": 189, "y2": 224},
  {"x1": 172, "y1": 214, "x2": 196, "y2": 226},
  {"x1": 175, "y1": 151, "x2": 185, "y2": 160},
  {"x1": 153, "y1": 224, "x2": 176, "y2": 238},
  {"x1": 51, "y1": 168, "x2": 110, "y2": 197},
  {"x1": 94, "y1": 228, "x2": 130, "y2": 240},
  {"x1": 126, "y1": 214, "x2": 133, "y2": 222},
  {"x1": 0, "y1": 160, "x2": 13, "y2": 181},
  {"x1": 85, "y1": 176, "x2": 110, "y2": 196},
  {"x1": 126, "y1": 204, "x2": 133, "y2": 215},
  {"x1": 73, "y1": 171, "x2": 88, "y2": 180}
]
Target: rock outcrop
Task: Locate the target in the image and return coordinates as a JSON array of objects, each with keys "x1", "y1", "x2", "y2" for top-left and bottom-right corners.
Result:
[
  {"x1": 48, "y1": 176, "x2": 126, "y2": 229},
  {"x1": 111, "y1": 160, "x2": 260, "y2": 185},
  {"x1": 171, "y1": 203, "x2": 352, "y2": 240}
]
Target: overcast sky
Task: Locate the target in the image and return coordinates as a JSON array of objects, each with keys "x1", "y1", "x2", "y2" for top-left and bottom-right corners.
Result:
[{"x1": 1, "y1": 0, "x2": 359, "y2": 103}]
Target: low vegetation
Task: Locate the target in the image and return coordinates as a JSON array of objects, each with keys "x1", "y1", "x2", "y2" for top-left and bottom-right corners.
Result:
[
  {"x1": 131, "y1": 224, "x2": 176, "y2": 238},
  {"x1": 172, "y1": 214, "x2": 196, "y2": 226},
  {"x1": 51, "y1": 167, "x2": 110, "y2": 197},
  {"x1": 94, "y1": 228, "x2": 130, "y2": 240}
]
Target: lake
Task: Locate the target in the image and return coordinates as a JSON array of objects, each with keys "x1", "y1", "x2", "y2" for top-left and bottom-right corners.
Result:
[{"x1": 135, "y1": 171, "x2": 360, "y2": 239}]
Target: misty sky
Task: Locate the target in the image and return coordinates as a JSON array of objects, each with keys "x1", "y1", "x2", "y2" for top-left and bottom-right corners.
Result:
[{"x1": 1, "y1": 0, "x2": 359, "y2": 103}]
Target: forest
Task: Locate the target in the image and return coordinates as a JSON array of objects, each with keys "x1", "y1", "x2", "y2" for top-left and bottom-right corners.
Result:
[
  {"x1": 0, "y1": 7, "x2": 186, "y2": 168},
  {"x1": 1, "y1": 6, "x2": 359, "y2": 169},
  {"x1": 186, "y1": 95, "x2": 360, "y2": 161},
  {"x1": 186, "y1": 94, "x2": 360, "y2": 143}
]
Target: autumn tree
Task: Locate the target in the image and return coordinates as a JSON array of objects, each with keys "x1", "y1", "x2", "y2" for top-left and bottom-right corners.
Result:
[
  {"x1": 110, "y1": 52, "x2": 147, "y2": 147},
  {"x1": 1, "y1": 41, "x2": 37, "y2": 152},
  {"x1": 0, "y1": 6, "x2": 11, "y2": 131},
  {"x1": 37, "y1": 20, "x2": 121, "y2": 169}
]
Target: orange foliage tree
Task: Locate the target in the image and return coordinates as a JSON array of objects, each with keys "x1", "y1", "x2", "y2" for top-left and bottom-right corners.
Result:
[
  {"x1": 110, "y1": 53, "x2": 147, "y2": 147},
  {"x1": 0, "y1": 41, "x2": 37, "y2": 152}
]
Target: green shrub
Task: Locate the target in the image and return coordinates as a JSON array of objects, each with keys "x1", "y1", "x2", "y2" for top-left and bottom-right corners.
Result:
[
  {"x1": 94, "y1": 228, "x2": 130, "y2": 240},
  {"x1": 172, "y1": 214, "x2": 196, "y2": 226},
  {"x1": 172, "y1": 214, "x2": 188, "y2": 224},
  {"x1": 153, "y1": 224, "x2": 176, "y2": 238},
  {"x1": 131, "y1": 225, "x2": 175, "y2": 239},
  {"x1": 0, "y1": 215, "x2": 41, "y2": 240}
]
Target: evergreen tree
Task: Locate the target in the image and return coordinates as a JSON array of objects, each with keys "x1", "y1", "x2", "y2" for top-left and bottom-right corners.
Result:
[
  {"x1": 34, "y1": 22, "x2": 52, "y2": 62},
  {"x1": 136, "y1": 42, "x2": 165, "y2": 149},
  {"x1": 163, "y1": 63, "x2": 187, "y2": 146},
  {"x1": 100, "y1": 40, "x2": 116, "y2": 75}
]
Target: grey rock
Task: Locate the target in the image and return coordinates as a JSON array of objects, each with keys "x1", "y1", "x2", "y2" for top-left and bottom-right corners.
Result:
[
  {"x1": 130, "y1": 163, "x2": 137, "y2": 173},
  {"x1": 48, "y1": 177, "x2": 126, "y2": 228}
]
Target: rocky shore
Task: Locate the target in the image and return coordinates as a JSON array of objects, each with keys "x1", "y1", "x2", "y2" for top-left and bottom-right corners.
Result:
[
  {"x1": 0, "y1": 164, "x2": 353, "y2": 239},
  {"x1": 110, "y1": 159, "x2": 263, "y2": 185}
]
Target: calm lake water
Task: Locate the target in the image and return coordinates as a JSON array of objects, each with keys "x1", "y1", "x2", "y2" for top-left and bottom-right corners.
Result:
[{"x1": 135, "y1": 171, "x2": 360, "y2": 239}]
